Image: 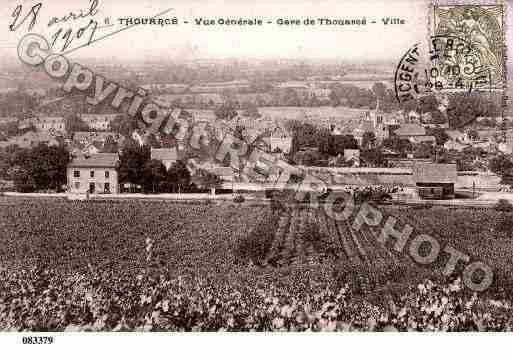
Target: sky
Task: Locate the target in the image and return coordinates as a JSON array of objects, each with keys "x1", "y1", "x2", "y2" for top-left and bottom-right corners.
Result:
[{"x1": 0, "y1": 0, "x2": 434, "y2": 62}]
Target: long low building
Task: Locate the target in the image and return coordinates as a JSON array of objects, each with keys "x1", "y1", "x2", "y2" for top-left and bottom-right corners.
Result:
[{"x1": 224, "y1": 163, "x2": 501, "y2": 194}]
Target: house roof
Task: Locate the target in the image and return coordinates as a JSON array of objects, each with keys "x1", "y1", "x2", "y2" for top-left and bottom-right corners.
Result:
[
  {"x1": 151, "y1": 147, "x2": 178, "y2": 162},
  {"x1": 209, "y1": 166, "x2": 234, "y2": 178},
  {"x1": 79, "y1": 114, "x2": 120, "y2": 121},
  {"x1": 0, "y1": 131, "x2": 59, "y2": 148},
  {"x1": 394, "y1": 124, "x2": 426, "y2": 137},
  {"x1": 444, "y1": 140, "x2": 468, "y2": 150},
  {"x1": 0, "y1": 117, "x2": 18, "y2": 123},
  {"x1": 353, "y1": 121, "x2": 375, "y2": 135},
  {"x1": 69, "y1": 153, "x2": 119, "y2": 168},
  {"x1": 412, "y1": 135, "x2": 436, "y2": 142},
  {"x1": 73, "y1": 131, "x2": 119, "y2": 143},
  {"x1": 36, "y1": 116, "x2": 65, "y2": 123},
  {"x1": 446, "y1": 130, "x2": 464, "y2": 140},
  {"x1": 412, "y1": 163, "x2": 457, "y2": 183}
]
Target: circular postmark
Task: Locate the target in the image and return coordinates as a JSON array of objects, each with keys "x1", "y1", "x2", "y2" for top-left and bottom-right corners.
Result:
[{"x1": 394, "y1": 34, "x2": 493, "y2": 103}]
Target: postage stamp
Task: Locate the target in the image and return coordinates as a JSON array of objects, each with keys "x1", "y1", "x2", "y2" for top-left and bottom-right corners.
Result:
[
  {"x1": 394, "y1": 2, "x2": 506, "y2": 103},
  {"x1": 432, "y1": 3, "x2": 505, "y2": 90}
]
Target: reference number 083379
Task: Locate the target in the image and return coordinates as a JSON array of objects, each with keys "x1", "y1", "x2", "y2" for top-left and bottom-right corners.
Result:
[{"x1": 22, "y1": 336, "x2": 54, "y2": 344}]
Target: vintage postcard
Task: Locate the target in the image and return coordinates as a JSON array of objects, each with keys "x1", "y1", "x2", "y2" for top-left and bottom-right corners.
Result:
[{"x1": 0, "y1": 0, "x2": 513, "y2": 352}]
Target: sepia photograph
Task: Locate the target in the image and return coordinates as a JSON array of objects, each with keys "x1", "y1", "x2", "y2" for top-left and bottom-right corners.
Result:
[{"x1": 0, "y1": 0, "x2": 512, "y2": 356}]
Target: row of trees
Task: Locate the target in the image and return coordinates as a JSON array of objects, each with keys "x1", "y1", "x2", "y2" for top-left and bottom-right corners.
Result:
[
  {"x1": 0, "y1": 140, "x2": 223, "y2": 193},
  {"x1": 1, "y1": 144, "x2": 70, "y2": 192},
  {"x1": 117, "y1": 142, "x2": 221, "y2": 193}
]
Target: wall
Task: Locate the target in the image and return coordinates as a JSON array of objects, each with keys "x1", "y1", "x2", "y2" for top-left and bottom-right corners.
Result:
[{"x1": 456, "y1": 172, "x2": 502, "y2": 189}]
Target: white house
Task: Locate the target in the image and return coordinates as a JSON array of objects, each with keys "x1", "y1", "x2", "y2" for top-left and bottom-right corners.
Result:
[{"x1": 67, "y1": 153, "x2": 119, "y2": 194}]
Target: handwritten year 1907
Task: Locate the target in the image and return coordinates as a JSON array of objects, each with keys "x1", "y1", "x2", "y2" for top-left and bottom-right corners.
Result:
[{"x1": 9, "y1": 0, "x2": 103, "y2": 53}]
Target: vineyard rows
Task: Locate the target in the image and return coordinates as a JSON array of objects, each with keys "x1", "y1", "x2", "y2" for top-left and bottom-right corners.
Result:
[{"x1": 265, "y1": 208, "x2": 415, "y2": 269}]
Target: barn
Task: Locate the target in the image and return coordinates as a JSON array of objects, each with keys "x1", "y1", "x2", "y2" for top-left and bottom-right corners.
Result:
[{"x1": 413, "y1": 163, "x2": 457, "y2": 199}]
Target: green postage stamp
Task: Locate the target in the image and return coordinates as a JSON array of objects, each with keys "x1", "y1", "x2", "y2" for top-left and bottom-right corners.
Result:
[{"x1": 432, "y1": 2, "x2": 506, "y2": 90}]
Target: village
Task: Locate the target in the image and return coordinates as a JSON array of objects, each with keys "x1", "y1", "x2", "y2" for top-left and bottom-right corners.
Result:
[{"x1": 0, "y1": 80, "x2": 510, "y2": 205}]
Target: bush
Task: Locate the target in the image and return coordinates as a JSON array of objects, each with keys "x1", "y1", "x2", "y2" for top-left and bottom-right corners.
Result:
[
  {"x1": 495, "y1": 199, "x2": 513, "y2": 212},
  {"x1": 234, "y1": 212, "x2": 278, "y2": 265},
  {"x1": 234, "y1": 195, "x2": 245, "y2": 203}
]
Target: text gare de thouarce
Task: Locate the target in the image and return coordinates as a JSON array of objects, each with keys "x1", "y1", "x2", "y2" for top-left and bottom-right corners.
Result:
[{"x1": 191, "y1": 17, "x2": 387, "y2": 26}]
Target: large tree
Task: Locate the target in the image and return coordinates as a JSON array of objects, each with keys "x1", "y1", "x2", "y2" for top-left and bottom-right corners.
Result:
[
  {"x1": 318, "y1": 133, "x2": 358, "y2": 157},
  {"x1": 361, "y1": 131, "x2": 377, "y2": 150},
  {"x1": 11, "y1": 144, "x2": 70, "y2": 192},
  {"x1": 192, "y1": 168, "x2": 222, "y2": 194},
  {"x1": 426, "y1": 127, "x2": 449, "y2": 146},
  {"x1": 142, "y1": 159, "x2": 167, "y2": 193},
  {"x1": 489, "y1": 154, "x2": 513, "y2": 180},
  {"x1": 117, "y1": 143, "x2": 151, "y2": 188},
  {"x1": 382, "y1": 137, "x2": 413, "y2": 156},
  {"x1": 165, "y1": 160, "x2": 191, "y2": 193}
]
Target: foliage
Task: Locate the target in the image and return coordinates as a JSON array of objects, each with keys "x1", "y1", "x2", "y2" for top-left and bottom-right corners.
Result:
[
  {"x1": 1, "y1": 199, "x2": 513, "y2": 330},
  {"x1": 489, "y1": 155, "x2": 513, "y2": 180},
  {"x1": 466, "y1": 129, "x2": 479, "y2": 141},
  {"x1": 426, "y1": 127, "x2": 449, "y2": 146},
  {"x1": 117, "y1": 142, "x2": 151, "y2": 188},
  {"x1": 214, "y1": 103, "x2": 238, "y2": 120},
  {"x1": 360, "y1": 148, "x2": 386, "y2": 167},
  {"x1": 293, "y1": 149, "x2": 326, "y2": 166},
  {"x1": 142, "y1": 159, "x2": 167, "y2": 193},
  {"x1": 413, "y1": 142, "x2": 435, "y2": 159},
  {"x1": 234, "y1": 211, "x2": 277, "y2": 265},
  {"x1": 192, "y1": 168, "x2": 223, "y2": 190},
  {"x1": 317, "y1": 132, "x2": 358, "y2": 157},
  {"x1": 12, "y1": 166, "x2": 36, "y2": 192},
  {"x1": 165, "y1": 160, "x2": 191, "y2": 193},
  {"x1": 382, "y1": 137, "x2": 412, "y2": 156},
  {"x1": 447, "y1": 93, "x2": 501, "y2": 129},
  {"x1": 494, "y1": 199, "x2": 513, "y2": 213},
  {"x1": 361, "y1": 131, "x2": 376, "y2": 150},
  {"x1": 10, "y1": 144, "x2": 70, "y2": 192},
  {"x1": 233, "y1": 194, "x2": 245, "y2": 203},
  {"x1": 289, "y1": 121, "x2": 319, "y2": 154}
]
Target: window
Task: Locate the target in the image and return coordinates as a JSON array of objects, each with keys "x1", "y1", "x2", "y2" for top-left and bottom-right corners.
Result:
[
  {"x1": 89, "y1": 182, "x2": 95, "y2": 193},
  {"x1": 104, "y1": 183, "x2": 110, "y2": 193},
  {"x1": 105, "y1": 171, "x2": 109, "y2": 178},
  {"x1": 73, "y1": 170, "x2": 80, "y2": 178},
  {"x1": 74, "y1": 182, "x2": 80, "y2": 189},
  {"x1": 90, "y1": 170, "x2": 95, "y2": 178}
]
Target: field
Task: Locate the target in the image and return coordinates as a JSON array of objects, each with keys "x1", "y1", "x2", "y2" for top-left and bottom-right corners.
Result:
[{"x1": 2, "y1": 197, "x2": 513, "y2": 330}]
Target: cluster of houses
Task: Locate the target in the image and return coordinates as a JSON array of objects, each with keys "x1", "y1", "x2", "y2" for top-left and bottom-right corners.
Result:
[{"x1": 2, "y1": 103, "x2": 511, "y2": 196}]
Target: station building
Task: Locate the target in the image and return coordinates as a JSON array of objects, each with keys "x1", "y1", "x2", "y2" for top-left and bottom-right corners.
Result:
[{"x1": 412, "y1": 163, "x2": 457, "y2": 199}]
